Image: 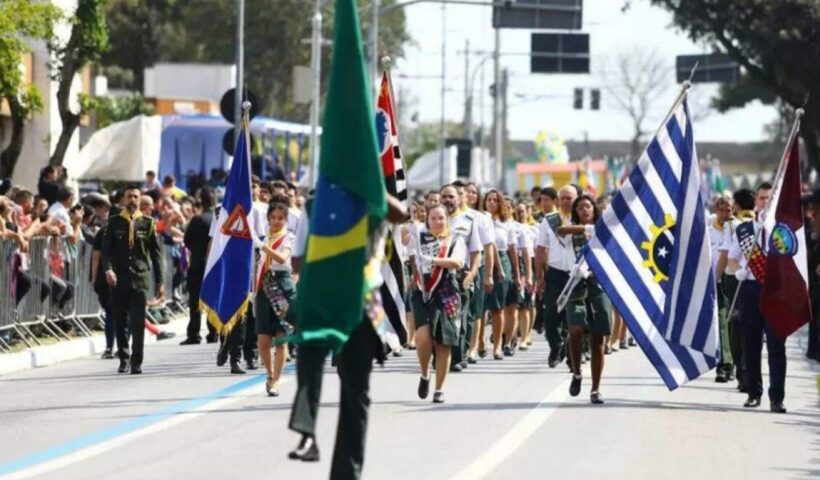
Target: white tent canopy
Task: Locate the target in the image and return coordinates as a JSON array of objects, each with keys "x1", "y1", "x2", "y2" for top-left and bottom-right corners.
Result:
[
  {"x1": 405, "y1": 146, "x2": 495, "y2": 191},
  {"x1": 65, "y1": 115, "x2": 163, "y2": 182}
]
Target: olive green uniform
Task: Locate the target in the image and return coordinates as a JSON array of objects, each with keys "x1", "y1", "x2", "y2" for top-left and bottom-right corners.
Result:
[{"x1": 101, "y1": 212, "x2": 162, "y2": 368}]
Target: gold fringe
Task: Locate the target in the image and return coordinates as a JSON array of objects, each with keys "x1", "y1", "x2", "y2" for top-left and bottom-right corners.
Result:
[{"x1": 200, "y1": 296, "x2": 251, "y2": 338}]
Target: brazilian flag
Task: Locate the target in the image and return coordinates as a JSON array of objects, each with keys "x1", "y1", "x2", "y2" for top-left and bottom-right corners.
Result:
[{"x1": 293, "y1": 0, "x2": 387, "y2": 349}]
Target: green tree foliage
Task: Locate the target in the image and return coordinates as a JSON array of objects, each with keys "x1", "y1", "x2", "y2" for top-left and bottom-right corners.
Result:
[
  {"x1": 101, "y1": 0, "x2": 411, "y2": 122},
  {"x1": 79, "y1": 94, "x2": 155, "y2": 129},
  {"x1": 648, "y1": 0, "x2": 820, "y2": 168},
  {"x1": 49, "y1": 0, "x2": 110, "y2": 167},
  {"x1": 0, "y1": 0, "x2": 60, "y2": 178}
]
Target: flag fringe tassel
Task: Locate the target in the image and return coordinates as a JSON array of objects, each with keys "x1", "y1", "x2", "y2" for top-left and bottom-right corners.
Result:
[{"x1": 200, "y1": 296, "x2": 252, "y2": 338}]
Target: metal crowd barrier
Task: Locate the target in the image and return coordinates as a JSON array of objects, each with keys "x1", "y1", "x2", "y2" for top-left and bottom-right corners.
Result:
[{"x1": 2, "y1": 234, "x2": 192, "y2": 351}]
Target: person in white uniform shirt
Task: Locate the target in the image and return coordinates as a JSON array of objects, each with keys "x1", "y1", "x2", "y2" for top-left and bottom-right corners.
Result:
[
  {"x1": 708, "y1": 196, "x2": 735, "y2": 383},
  {"x1": 535, "y1": 185, "x2": 577, "y2": 368},
  {"x1": 726, "y1": 187, "x2": 787, "y2": 414},
  {"x1": 512, "y1": 201, "x2": 535, "y2": 349},
  {"x1": 439, "y1": 183, "x2": 486, "y2": 372}
]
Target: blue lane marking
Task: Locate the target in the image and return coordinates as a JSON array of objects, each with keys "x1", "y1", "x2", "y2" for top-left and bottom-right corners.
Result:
[{"x1": 0, "y1": 363, "x2": 295, "y2": 477}]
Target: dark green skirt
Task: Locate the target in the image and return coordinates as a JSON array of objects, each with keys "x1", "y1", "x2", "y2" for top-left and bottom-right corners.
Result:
[
  {"x1": 410, "y1": 289, "x2": 461, "y2": 346},
  {"x1": 485, "y1": 250, "x2": 512, "y2": 311},
  {"x1": 565, "y1": 281, "x2": 612, "y2": 335},
  {"x1": 255, "y1": 271, "x2": 294, "y2": 336}
]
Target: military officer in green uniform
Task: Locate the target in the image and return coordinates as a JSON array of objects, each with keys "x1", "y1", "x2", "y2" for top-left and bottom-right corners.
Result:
[{"x1": 101, "y1": 185, "x2": 164, "y2": 375}]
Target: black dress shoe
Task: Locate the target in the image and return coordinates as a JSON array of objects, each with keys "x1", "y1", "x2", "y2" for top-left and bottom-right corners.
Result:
[
  {"x1": 230, "y1": 360, "x2": 246, "y2": 374},
  {"x1": 460, "y1": 360, "x2": 468, "y2": 369},
  {"x1": 179, "y1": 338, "x2": 201, "y2": 346},
  {"x1": 118, "y1": 359, "x2": 129, "y2": 373},
  {"x1": 450, "y1": 363, "x2": 463, "y2": 373},
  {"x1": 478, "y1": 349, "x2": 487, "y2": 358},
  {"x1": 245, "y1": 357, "x2": 259, "y2": 370},
  {"x1": 216, "y1": 348, "x2": 228, "y2": 367},
  {"x1": 418, "y1": 376, "x2": 430, "y2": 399},
  {"x1": 101, "y1": 349, "x2": 115, "y2": 359},
  {"x1": 130, "y1": 365, "x2": 142, "y2": 375},
  {"x1": 467, "y1": 356, "x2": 478, "y2": 364},
  {"x1": 715, "y1": 373, "x2": 728, "y2": 383},
  {"x1": 288, "y1": 435, "x2": 319, "y2": 462},
  {"x1": 770, "y1": 402, "x2": 787, "y2": 414},
  {"x1": 604, "y1": 345, "x2": 612, "y2": 355},
  {"x1": 590, "y1": 391, "x2": 604, "y2": 404},
  {"x1": 548, "y1": 349, "x2": 560, "y2": 368},
  {"x1": 743, "y1": 396, "x2": 761, "y2": 408},
  {"x1": 156, "y1": 331, "x2": 175, "y2": 341},
  {"x1": 569, "y1": 375, "x2": 582, "y2": 397},
  {"x1": 503, "y1": 346, "x2": 513, "y2": 357},
  {"x1": 205, "y1": 334, "x2": 218, "y2": 344}
]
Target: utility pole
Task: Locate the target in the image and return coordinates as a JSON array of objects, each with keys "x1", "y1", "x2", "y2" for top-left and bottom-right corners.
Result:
[
  {"x1": 493, "y1": 27, "x2": 501, "y2": 186},
  {"x1": 370, "y1": 0, "x2": 381, "y2": 98},
  {"x1": 307, "y1": 0, "x2": 323, "y2": 188},
  {"x1": 438, "y1": 2, "x2": 447, "y2": 187},
  {"x1": 233, "y1": 0, "x2": 245, "y2": 146},
  {"x1": 463, "y1": 39, "x2": 471, "y2": 142},
  {"x1": 500, "y1": 67, "x2": 508, "y2": 190}
]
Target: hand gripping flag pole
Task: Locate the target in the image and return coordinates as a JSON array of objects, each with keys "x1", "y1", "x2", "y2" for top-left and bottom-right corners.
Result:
[{"x1": 557, "y1": 73, "x2": 697, "y2": 314}]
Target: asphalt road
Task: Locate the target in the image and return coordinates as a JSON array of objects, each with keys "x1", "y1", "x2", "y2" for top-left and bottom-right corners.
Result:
[{"x1": 0, "y1": 326, "x2": 818, "y2": 480}]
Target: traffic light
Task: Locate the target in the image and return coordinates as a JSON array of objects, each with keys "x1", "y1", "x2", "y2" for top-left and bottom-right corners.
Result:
[
  {"x1": 573, "y1": 88, "x2": 583, "y2": 109},
  {"x1": 590, "y1": 88, "x2": 600, "y2": 110}
]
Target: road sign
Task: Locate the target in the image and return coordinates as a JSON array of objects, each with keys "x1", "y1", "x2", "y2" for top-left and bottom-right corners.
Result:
[
  {"x1": 220, "y1": 87, "x2": 260, "y2": 123},
  {"x1": 493, "y1": 0, "x2": 583, "y2": 30},
  {"x1": 676, "y1": 54, "x2": 739, "y2": 83},
  {"x1": 446, "y1": 138, "x2": 473, "y2": 179},
  {"x1": 531, "y1": 33, "x2": 589, "y2": 74}
]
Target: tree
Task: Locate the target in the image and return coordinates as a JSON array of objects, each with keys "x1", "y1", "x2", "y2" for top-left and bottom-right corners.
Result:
[
  {"x1": 600, "y1": 48, "x2": 672, "y2": 160},
  {"x1": 79, "y1": 94, "x2": 155, "y2": 129},
  {"x1": 48, "y1": 0, "x2": 109, "y2": 167},
  {"x1": 647, "y1": 0, "x2": 820, "y2": 169},
  {"x1": 101, "y1": 0, "x2": 411, "y2": 122},
  {"x1": 0, "y1": 0, "x2": 60, "y2": 178}
]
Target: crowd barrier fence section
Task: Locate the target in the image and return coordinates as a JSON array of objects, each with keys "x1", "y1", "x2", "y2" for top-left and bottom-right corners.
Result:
[{"x1": 2, "y1": 236, "x2": 193, "y2": 351}]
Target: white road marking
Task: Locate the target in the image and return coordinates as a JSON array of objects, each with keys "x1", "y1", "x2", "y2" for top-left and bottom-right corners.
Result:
[{"x1": 448, "y1": 379, "x2": 571, "y2": 480}]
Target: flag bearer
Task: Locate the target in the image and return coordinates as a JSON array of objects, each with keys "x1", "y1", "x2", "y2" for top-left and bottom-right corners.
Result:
[
  {"x1": 555, "y1": 194, "x2": 612, "y2": 404},
  {"x1": 726, "y1": 188, "x2": 787, "y2": 413}
]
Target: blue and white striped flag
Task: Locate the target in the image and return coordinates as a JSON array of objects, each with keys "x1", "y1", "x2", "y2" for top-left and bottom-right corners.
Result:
[
  {"x1": 200, "y1": 120, "x2": 254, "y2": 336},
  {"x1": 584, "y1": 98, "x2": 719, "y2": 390}
]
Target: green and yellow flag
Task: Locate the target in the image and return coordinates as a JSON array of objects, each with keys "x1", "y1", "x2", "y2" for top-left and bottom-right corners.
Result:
[{"x1": 291, "y1": 0, "x2": 387, "y2": 349}]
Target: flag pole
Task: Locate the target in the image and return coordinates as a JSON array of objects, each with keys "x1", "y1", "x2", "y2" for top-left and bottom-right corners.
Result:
[
  {"x1": 724, "y1": 107, "x2": 804, "y2": 323},
  {"x1": 556, "y1": 79, "x2": 696, "y2": 313}
]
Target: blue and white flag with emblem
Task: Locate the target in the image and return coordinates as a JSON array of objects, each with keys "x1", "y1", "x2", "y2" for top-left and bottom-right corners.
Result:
[
  {"x1": 200, "y1": 119, "x2": 254, "y2": 336},
  {"x1": 583, "y1": 97, "x2": 719, "y2": 390}
]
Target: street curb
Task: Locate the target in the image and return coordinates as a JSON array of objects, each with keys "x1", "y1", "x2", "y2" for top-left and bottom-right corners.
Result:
[{"x1": 0, "y1": 318, "x2": 189, "y2": 376}]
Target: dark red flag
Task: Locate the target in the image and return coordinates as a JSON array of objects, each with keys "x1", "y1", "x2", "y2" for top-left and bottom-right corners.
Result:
[{"x1": 760, "y1": 139, "x2": 812, "y2": 339}]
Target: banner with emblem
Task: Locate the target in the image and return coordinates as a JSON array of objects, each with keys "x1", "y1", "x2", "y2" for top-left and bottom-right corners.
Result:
[
  {"x1": 200, "y1": 116, "x2": 254, "y2": 335},
  {"x1": 760, "y1": 122, "x2": 812, "y2": 339}
]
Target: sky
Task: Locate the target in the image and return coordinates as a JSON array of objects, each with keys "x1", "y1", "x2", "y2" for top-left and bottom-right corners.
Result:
[{"x1": 391, "y1": 0, "x2": 778, "y2": 146}]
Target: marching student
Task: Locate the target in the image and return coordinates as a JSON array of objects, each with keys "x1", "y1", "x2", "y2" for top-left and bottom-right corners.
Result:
[
  {"x1": 512, "y1": 201, "x2": 535, "y2": 349},
  {"x1": 535, "y1": 185, "x2": 578, "y2": 368},
  {"x1": 726, "y1": 188, "x2": 787, "y2": 413},
  {"x1": 408, "y1": 204, "x2": 466, "y2": 403},
  {"x1": 555, "y1": 194, "x2": 612, "y2": 404},
  {"x1": 252, "y1": 202, "x2": 295, "y2": 397},
  {"x1": 464, "y1": 181, "x2": 495, "y2": 363},
  {"x1": 482, "y1": 189, "x2": 517, "y2": 359}
]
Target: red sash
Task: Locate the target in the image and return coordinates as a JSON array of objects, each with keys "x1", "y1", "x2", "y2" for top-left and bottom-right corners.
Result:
[{"x1": 255, "y1": 234, "x2": 287, "y2": 292}]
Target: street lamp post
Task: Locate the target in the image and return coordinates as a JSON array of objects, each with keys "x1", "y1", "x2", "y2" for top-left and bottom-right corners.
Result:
[{"x1": 307, "y1": 0, "x2": 323, "y2": 188}]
